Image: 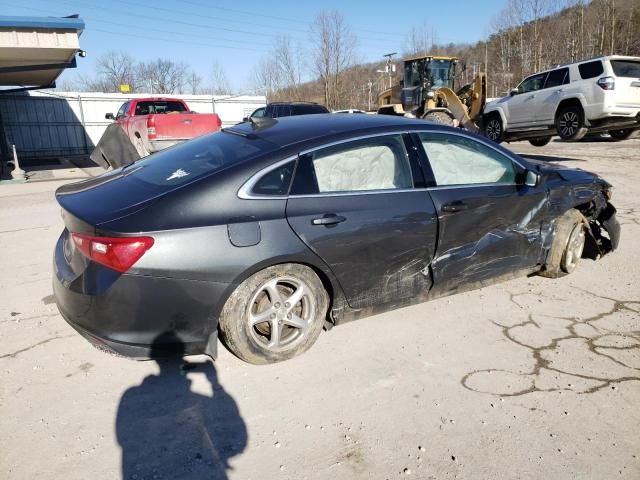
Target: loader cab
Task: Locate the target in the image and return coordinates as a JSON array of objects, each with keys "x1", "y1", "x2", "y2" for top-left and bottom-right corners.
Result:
[{"x1": 401, "y1": 56, "x2": 457, "y2": 113}]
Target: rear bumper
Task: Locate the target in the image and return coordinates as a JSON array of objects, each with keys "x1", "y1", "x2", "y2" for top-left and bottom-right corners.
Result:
[
  {"x1": 149, "y1": 139, "x2": 183, "y2": 152},
  {"x1": 53, "y1": 238, "x2": 228, "y2": 358}
]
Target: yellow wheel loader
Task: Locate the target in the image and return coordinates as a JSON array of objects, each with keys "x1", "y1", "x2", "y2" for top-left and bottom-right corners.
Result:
[{"x1": 377, "y1": 55, "x2": 486, "y2": 132}]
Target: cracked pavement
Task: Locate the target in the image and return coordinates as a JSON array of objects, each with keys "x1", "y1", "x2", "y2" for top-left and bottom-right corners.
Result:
[{"x1": 1, "y1": 138, "x2": 639, "y2": 479}]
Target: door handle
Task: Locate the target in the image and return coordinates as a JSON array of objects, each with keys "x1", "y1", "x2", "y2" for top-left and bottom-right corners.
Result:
[
  {"x1": 441, "y1": 201, "x2": 468, "y2": 213},
  {"x1": 311, "y1": 214, "x2": 347, "y2": 226}
]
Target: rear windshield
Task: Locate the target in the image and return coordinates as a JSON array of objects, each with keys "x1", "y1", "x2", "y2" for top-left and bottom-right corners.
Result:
[
  {"x1": 611, "y1": 60, "x2": 640, "y2": 78},
  {"x1": 135, "y1": 101, "x2": 187, "y2": 115},
  {"x1": 123, "y1": 131, "x2": 271, "y2": 190}
]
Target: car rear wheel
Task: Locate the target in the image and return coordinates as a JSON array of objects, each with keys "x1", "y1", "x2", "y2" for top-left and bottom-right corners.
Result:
[
  {"x1": 219, "y1": 264, "x2": 328, "y2": 364},
  {"x1": 484, "y1": 114, "x2": 504, "y2": 143},
  {"x1": 608, "y1": 128, "x2": 634, "y2": 141},
  {"x1": 539, "y1": 209, "x2": 585, "y2": 278},
  {"x1": 528, "y1": 136, "x2": 552, "y2": 147},
  {"x1": 555, "y1": 105, "x2": 586, "y2": 140}
]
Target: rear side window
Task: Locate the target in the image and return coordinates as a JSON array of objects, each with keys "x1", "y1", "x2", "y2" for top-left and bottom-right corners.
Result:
[
  {"x1": 611, "y1": 60, "x2": 640, "y2": 78},
  {"x1": 419, "y1": 133, "x2": 516, "y2": 186},
  {"x1": 292, "y1": 135, "x2": 413, "y2": 194},
  {"x1": 125, "y1": 131, "x2": 270, "y2": 191},
  {"x1": 252, "y1": 161, "x2": 295, "y2": 196},
  {"x1": 544, "y1": 68, "x2": 569, "y2": 88},
  {"x1": 579, "y1": 60, "x2": 604, "y2": 79}
]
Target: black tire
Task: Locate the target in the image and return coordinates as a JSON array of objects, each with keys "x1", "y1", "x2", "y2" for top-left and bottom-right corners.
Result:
[
  {"x1": 423, "y1": 110, "x2": 455, "y2": 126},
  {"x1": 608, "y1": 128, "x2": 634, "y2": 141},
  {"x1": 483, "y1": 114, "x2": 504, "y2": 143},
  {"x1": 539, "y1": 209, "x2": 585, "y2": 278},
  {"x1": 555, "y1": 105, "x2": 585, "y2": 140},
  {"x1": 528, "y1": 136, "x2": 552, "y2": 147},
  {"x1": 219, "y1": 264, "x2": 329, "y2": 364}
]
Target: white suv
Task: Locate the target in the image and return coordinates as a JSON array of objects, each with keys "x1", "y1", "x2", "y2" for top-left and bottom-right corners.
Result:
[{"x1": 483, "y1": 55, "x2": 640, "y2": 146}]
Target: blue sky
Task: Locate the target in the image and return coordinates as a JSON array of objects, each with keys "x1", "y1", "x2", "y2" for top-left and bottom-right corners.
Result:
[{"x1": 5, "y1": 0, "x2": 507, "y2": 91}]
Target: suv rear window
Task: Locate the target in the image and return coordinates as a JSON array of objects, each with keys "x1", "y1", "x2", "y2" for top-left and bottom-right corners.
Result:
[
  {"x1": 578, "y1": 60, "x2": 604, "y2": 79},
  {"x1": 292, "y1": 104, "x2": 330, "y2": 115},
  {"x1": 124, "y1": 131, "x2": 270, "y2": 191},
  {"x1": 544, "y1": 68, "x2": 569, "y2": 88},
  {"x1": 611, "y1": 60, "x2": 640, "y2": 78}
]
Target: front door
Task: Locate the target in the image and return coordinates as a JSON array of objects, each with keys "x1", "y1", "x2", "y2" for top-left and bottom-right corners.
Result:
[
  {"x1": 285, "y1": 134, "x2": 438, "y2": 309},
  {"x1": 414, "y1": 132, "x2": 548, "y2": 295},
  {"x1": 508, "y1": 72, "x2": 548, "y2": 126}
]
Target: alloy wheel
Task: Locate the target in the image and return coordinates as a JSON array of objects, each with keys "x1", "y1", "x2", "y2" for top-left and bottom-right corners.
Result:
[
  {"x1": 561, "y1": 223, "x2": 585, "y2": 273},
  {"x1": 248, "y1": 276, "x2": 316, "y2": 350},
  {"x1": 486, "y1": 119, "x2": 502, "y2": 141},
  {"x1": 559, "y1": 111, "x2": 579, "y2": 138}
]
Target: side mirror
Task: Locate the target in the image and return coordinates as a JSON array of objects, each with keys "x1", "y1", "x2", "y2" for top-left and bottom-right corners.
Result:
[
  {"x1": 242, "y1": 116, "x2": 249, "y2": 122},
  {"x1": 509, "y1": 88, "x2": 519, "y2": 96},
  {"x1": 525, "y1": 170, "x2": 539, "y2": 187},
  {"x1": 399, "y1": 79, "x2": 404, "y2": 87},
  {"x1": 105, "y1": 112, "x2": 115, "y2": 120}
]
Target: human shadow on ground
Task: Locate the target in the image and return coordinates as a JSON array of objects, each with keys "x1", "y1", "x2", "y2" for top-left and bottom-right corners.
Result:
[{"x1": 116, "y1": 332, "x2": 247, "y2": 480}]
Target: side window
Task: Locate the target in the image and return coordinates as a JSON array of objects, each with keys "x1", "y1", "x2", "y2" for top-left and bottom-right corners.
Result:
[
  {"x1": 544, "y1": 68, "x2": 569, "y2": 88},
  {"x1": 116, "y1": 102, "x2": 130, "y2": 119},
  {"x1": 578, "y1": 60, "x2": 604, "y2": 79},
  {"x1": 251, "y1": 161, "x2": 296, "y2": 196},
  {"x1": 517, "y1": 73, "x2": 547, "y2": 93},
  {"x1": 292, "y1": 135, "x2": 413, "y2": 194},
  {"x1": 418, "y1": 133, "x2": 516, "y2": 186}
]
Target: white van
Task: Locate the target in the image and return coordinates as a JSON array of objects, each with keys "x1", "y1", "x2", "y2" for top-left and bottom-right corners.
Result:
[{"x1": 483, "y1": 55, "x2": 640, "y2": 146}]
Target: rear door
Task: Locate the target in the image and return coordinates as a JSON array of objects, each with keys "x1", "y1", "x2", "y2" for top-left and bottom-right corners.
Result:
[
  {"x1": 535, "y1": 67, "x2": 570, "y2": 124},
  {"x1": 414, "y1": 131, "x2": 548, "y2": 295},
  {"x1": 285, "y1": 133, "x2": 438, "y2": 309},
  {"x1": 610, "y1": 59, "x2": 640, "y2": 108}
]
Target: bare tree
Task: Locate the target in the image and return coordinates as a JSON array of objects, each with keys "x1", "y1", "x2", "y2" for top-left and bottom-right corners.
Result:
[
  {"x1": 79, "y1": 50, "x2": 138, "y2": 92},
  {"x1": 138, "y1": 59, "x2": 187, "y2": 94},
  {"x1": 208, "y1": 60, "x2": 232, "y2": 95},
  {"x1": 310, "y1": 10, "x2": 356, "y2": 110},
  {"x1": 403, "y1": 21, "x2": 433, "y2": 57},
  {"x1": 185, "y1": 71, "x2": 203, "y2": 95}
]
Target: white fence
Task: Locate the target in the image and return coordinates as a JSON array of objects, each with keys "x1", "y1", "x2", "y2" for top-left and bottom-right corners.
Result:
[{"x1": 0, "y1": 91, "x2": 266, "y2": 159}]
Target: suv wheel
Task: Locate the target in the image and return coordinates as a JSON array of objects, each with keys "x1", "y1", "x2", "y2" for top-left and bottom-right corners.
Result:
[
  {"x1": 528, "y1": 136, "x2": 552, "y2": 147},
  {"x1": 556, "y1": 105, "x2": 586, "y2": 140},
  {"x1": 484, "y1": 114, "x2": 504, "y2": 143},
  {"x1": 608, "y1": 128, "x2": 634, "y2": 141}
]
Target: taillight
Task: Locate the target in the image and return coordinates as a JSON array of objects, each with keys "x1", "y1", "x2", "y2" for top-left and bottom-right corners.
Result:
[
  {"x1": 215, "y1": 115, "x2": 222, "y2": 128},
  {"x1": 147, "y1": 116, "x2": 157, "y2": 139},
  {"x1": 71, "y1": 233, "x2": 154, "y2": 273},
  {"x1": 597, "y1": 76, "x2": 615, "y2": 90}
]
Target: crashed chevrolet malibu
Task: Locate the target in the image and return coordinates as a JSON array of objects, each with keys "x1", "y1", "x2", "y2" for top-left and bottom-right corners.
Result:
[{"x1": 53, "y1": 114, "x2": 620, "y2": 364}]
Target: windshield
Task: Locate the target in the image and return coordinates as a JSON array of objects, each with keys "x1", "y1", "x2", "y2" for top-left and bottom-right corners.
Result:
[
  {"x1": 123, "y1": 131, "x2": 271, "y2": 191},
  {"x1": 428, "y1": 59, "x2": 453, "y2": 89}
]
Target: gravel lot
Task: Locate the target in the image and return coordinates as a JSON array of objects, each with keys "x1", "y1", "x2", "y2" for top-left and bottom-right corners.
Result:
[{"x1": 1, "y1": 138, "x2": 639, "y2": 479}]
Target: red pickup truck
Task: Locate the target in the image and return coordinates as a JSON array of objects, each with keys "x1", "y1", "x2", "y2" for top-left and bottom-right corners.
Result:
[{"x1": 105, "y1": 97, "x2": 222, "y2": 157}]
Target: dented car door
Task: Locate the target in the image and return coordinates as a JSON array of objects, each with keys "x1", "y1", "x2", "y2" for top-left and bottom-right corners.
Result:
[{"x1": 414, "y1": 132, "x2": 548, "y2": 295}]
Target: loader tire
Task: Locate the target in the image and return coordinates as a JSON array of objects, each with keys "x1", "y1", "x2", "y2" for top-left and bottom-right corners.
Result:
[{"x1": 423, "y1": 110, "x2": 455, "y2": 126}]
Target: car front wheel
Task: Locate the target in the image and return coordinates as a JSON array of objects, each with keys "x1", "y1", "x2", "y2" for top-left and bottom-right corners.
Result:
[
  {"x1": 484, "y1": 114, "x2": 504, "y2": 143},
  {"x1": 219, "y1": 264, "x2": 329, "y2": 364},
  {"x1": 539, "y1": 209, "x2": 585, "y2": 278}
]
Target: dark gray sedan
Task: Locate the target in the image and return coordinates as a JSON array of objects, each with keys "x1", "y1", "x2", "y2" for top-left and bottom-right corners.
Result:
[{"x1": 53, "y1": 114, "x2": 620, "y2": 364}]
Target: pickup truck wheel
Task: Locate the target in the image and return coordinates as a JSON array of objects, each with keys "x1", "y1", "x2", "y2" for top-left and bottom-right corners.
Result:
[
  {"x1": 555, "y1": 105, "x2": 586, "y2": 140},
  {"x1": 539, "y1": 209, "x2": 585, "y2": 278},
  {"x1": 529, "y1": 136, "x2": 552, "y2": 147},
  {"x1": 484, "y1": 114, "x2": 504, "y2": 143},
  {"x1": 608, "y1": 128, "x2": 634, "y2": 141},
  {"x1": 219, "y1": 264, "x2": 329, "y2": 365},
  {"x1": 134, "y1": 135, "x2": 148, "y2": 158}
]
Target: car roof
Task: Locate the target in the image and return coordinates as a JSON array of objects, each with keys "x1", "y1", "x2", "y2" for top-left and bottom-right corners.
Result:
[{"x1": 224, "y1": 113, "x2": 451, "y2": 149}]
